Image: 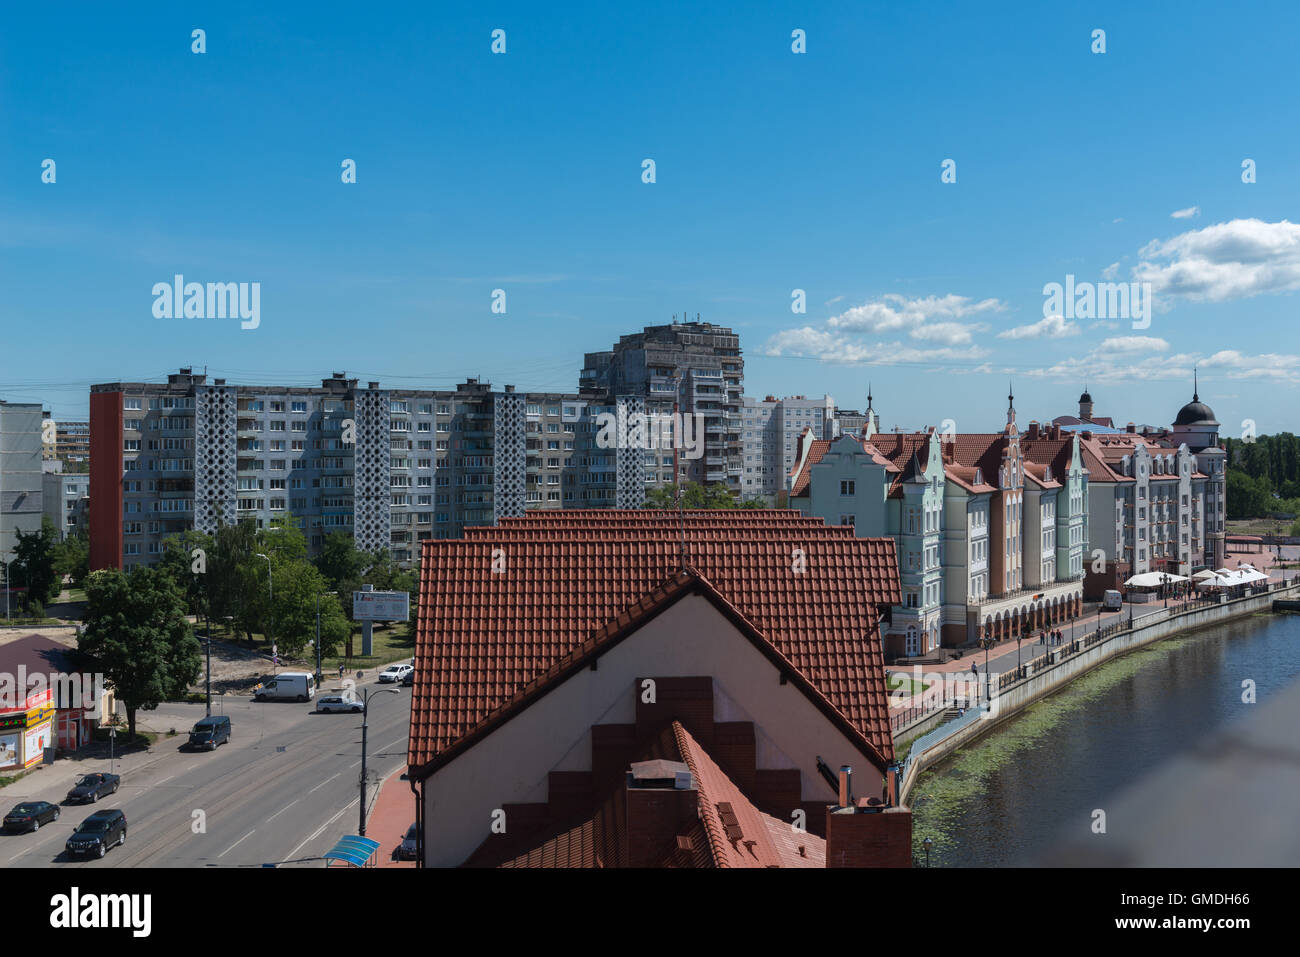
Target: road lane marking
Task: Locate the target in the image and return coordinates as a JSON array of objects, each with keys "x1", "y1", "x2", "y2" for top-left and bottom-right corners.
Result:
[
  {"x1": 153, "y1": 775, "x2": 174, "y2": 786},
  {"x1": 287, "y1": 798, "x2": 358, "y2": 860},
  {"x1": 308, "y1": 772, "x2": 340, "y2": 795},
  {"x1": 218, "y1": 829, "x2": 256, "y2": 859},
  {"x1": 379, "y1": 737, "x2": 405, "y2": 753},
  {"x1": 266, "y1": 799, "x2": 299, "y2": 823}
]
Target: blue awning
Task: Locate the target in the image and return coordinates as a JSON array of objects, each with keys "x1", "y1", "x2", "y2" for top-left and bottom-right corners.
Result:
[{"x1": 322, "y1": 835, "x2": 381, "y2": 868}]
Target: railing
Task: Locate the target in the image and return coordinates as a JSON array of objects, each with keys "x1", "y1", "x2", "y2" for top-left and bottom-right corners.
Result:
[{"x1": 894, "y1": 576, "x2": 1299, "y2": 740}]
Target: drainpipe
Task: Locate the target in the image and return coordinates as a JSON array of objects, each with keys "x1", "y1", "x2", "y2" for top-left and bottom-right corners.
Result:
[{"x1": 409, "y1": 774, "x2": 423, "y2": 868}]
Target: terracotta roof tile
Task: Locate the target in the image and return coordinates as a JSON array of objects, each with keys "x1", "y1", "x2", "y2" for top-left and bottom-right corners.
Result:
[
  {"x1": 672, "y1": 722, "x2": 825, "y2": 868},
  {"x1": 411, "y1": 512, "x2": 900, "y2": 776}
]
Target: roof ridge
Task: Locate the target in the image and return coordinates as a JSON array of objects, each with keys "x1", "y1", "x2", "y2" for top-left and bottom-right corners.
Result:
[{"x1": 670, "y1": 721, "x2": 728, "y2": 868}]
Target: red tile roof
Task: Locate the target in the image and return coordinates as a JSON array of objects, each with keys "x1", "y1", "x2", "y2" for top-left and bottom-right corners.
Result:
[
  {"x1": 410, "y1": 512, "x2": 901, "y2": 778},
  {"x1": 673, "y1": 722, "x2": 825, "y2": 868}
]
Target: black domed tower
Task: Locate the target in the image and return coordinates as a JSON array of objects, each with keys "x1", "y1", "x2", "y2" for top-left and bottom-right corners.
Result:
[
  {"x1": 1171, "y1": 370, "x2": 1219, "y2": 452},
  {"x1": 1171, "y1": 369, "x2": 1226, "y2": 568},
  {"x1": 1078, "y1": 385, "x2": 1094, "y2": 421}
]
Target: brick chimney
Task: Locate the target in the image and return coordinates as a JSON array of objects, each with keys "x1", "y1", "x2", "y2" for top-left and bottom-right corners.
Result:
[
  {"x1": 824, "y1": 765, "x2": 913, "y2": 868},
  {"x1": 623, "y1": 759, "x2": 698, "y2": 868},
  {"x1": 1027, "y1": 421, "x2": 1040, "y2": 439}
]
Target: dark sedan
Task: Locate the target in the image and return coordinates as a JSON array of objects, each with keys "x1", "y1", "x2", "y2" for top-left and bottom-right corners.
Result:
[
  {"x1": 3, "y1": 801, "x2": 61, "y2": 833},
  {"x1": 65, "y1": 773, "x2": 120, "y2": 805}
]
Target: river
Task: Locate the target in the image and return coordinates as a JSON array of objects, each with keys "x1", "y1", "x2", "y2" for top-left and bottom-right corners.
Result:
[{"x1": 909, "y1": 609, "x2": 1300, "y2": 866}]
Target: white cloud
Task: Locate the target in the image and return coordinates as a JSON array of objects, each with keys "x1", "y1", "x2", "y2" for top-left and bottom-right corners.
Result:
[
  {"x1": 997, "y1": 314, "x2": 1080, "y2": 340},
  {"x1": 1101, "y1": 262, "x2": 1120, "y2": 280},
  {"x1": 1021, "y1": 343, "x2": 1300, "y2": 385},
  {"x1": 763, "y1": 292, "x2": 1002, "y2": 362},
  {"x1": 762, "y1": 326, "x2": 988, "y2": 365},
  {"x1": 825, "y1": 293, "x2": 1003, "y2": 337},
  {"x1": 1170, "y1": 206, "x2": 1201, "y2": 219},
  {"x1": 1133, "y1": 218, "x2": 1300, "y2": 302},
  {"x1": 1099, "y1": 336, "x2": 1170, "y2": 354}
]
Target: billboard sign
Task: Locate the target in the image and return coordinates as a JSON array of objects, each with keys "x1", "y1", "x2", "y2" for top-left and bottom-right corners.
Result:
[{"x1": 352, "y1": 591, "x2": 410, "y2": 622}]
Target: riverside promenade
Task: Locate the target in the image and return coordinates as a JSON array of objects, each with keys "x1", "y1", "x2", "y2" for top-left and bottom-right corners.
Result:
[{"x1": 890, "y1": 549, "x2": 1300, "y2": 803}]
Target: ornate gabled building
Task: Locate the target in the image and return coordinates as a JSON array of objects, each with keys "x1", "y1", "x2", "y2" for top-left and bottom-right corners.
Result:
[
  {"x1": 1054, "y1": 376, "x2": 1227, "y2": 594},
  {"x1": 790, "y1": 391, "x2": 1087, "y2": 657}
]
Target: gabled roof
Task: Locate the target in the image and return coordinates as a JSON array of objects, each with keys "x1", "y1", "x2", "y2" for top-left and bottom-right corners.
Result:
[{"x1": 411, "y1": 513, "x2": 901, "y2": 779}]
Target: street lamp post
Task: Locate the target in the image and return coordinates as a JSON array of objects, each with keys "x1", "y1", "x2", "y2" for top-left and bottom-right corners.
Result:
[
  {"x1": 359, "y1": 687, "x2": 401, "y2": 837},
  {"x1": 256, "y1": 552, "x2": 273, "y2": 650}
]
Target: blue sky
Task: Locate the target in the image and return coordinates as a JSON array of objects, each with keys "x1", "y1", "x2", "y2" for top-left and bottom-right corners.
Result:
[{"x1": 3, "y1": 1, "x2": 1299, "y2": 434}]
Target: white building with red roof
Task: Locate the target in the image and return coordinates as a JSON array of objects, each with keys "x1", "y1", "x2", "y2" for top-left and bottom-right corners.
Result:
[
  {"x1": 790, "y1": 391, "x2": 1088, "y2": 656},
  {"x1": 407, "y1": 510, "x2": 911, "y2": 868}
]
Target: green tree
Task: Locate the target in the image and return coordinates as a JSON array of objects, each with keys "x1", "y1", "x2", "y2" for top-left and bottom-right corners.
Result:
[
  {"x1": 207, "y1": 519, "x2": 258, "y2": 631},
  {"x1": 11, "y1": 517, "x2": 61, "y2": 610},
  {"x1": 1226, "y1": 468, "x2": 1272, "y2": 519},
  {"x1": 78, "y1": 567, "x2": 202, "y2": 738},
  {"x1": 643, "y1": 481, "x2": 745, "y2": 509},
  {"x1": 268, "y1": 560, "x2": 348, "y2": 658},
  {"x1": 315, "y1": 531, "x2": 367, "y2": 593},
  {"x1": 156, "y1": 529, "x2": 213, "y2": 616},
  {"x1": 52, "y1": 528, "x2": 90, "y2": 590}
]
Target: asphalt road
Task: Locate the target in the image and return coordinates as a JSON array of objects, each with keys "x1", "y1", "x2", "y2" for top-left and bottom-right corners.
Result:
[{"x1": 0, "y1": 674, "x2": 412, "y2": 868}]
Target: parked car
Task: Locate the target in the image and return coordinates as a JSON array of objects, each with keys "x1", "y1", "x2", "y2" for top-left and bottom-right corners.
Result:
[
  {"x1": 3, "y1": 801, "x2": 60, "y2": 833},
  {"x1": 316, "y1": 695, "x2": 364, "y2": 714},
  {"x1": 187, "y1": 715, "x2": 232, "y2": 750},
  {"x1": 397, "y1": 822, "x2": 418, "y2": 860},
  {"x1": 254, "y1": 671, "x2": 316, "y2": 702},
  {"x1": 400, "y1": 670, "x2": 414, "y2": 687},
  {"x1": 65, "y1": 773, "x2": 120, "y2": 805},
  {"x1": 65, "y1": 809, "x2": 127, "y2": 859},
  {"x1": 378, "y1": 663, "x2": 414, "y2": 684}
]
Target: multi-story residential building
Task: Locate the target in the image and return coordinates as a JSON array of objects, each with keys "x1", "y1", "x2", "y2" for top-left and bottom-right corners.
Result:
[
  {"x1": 1053, "y1": 381, "x2": 1227, "y2": 594},
  {"x1": 41, "y1": 418, "x2": 90, "y2": 467},
  {"x1": 581, "y1": 320, "x2": 743, "y2": 491},
  {"x1": 89, "y1": 369, "x2": 646, "y2": 572},
  {"x1": 789, "y1": 392, "x2": 1087, "y2": 658},
  {"x1": 56, "y1": 421, "x2": 91, "y2": 466},
  {"x1": 741, "y1": 394, "x2": 835, "y2": 502},
  {"x1": 42, "y1": 462, "x2": 89, "y2": 541},
  {"x1": 1, "y1": 400, "x2": 45, "y2": 572}
]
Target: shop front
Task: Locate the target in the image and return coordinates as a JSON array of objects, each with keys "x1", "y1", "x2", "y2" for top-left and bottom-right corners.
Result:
[{"x1": 0, "y1": 691, "x2": 56, "y2": 772}]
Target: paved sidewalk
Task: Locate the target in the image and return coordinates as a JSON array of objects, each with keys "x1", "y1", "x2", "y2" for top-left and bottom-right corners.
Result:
[
  {"x1": 366, "y1": 766, "x2": 416, "y2": 868},
  {"x1": 889, "y1": 552, "x2": 1300, "y2": 702}
]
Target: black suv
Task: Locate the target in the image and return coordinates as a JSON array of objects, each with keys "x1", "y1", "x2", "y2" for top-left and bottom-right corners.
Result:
[
  {"x1": 66, "y1": 809, "x2": 127, "y2": 859},
  {"x1": 188, "y1": 715, "x2": 232, "y2": 750}
]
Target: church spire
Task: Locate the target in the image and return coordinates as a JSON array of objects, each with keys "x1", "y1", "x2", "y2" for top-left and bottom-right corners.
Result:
[
  {"x1": 1193, "y1": 367, "x2": 1199, "y2": 402},
  {"x1": 1007, "y1": 381, "x2": 1016, "y2": 429}
]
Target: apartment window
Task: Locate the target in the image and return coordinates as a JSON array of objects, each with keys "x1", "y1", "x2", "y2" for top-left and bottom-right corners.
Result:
[{"x1": 840, "y1": 480, "x2": 855, "y2": 496}]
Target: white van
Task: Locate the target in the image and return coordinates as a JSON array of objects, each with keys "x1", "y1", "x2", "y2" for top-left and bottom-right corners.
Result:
[
  {"x1": 255, "y1": 671, "x2": 316, "y2": 702},
  {"x1": 1102, "y1": 589, "x2": 1123, "y2": 611}
]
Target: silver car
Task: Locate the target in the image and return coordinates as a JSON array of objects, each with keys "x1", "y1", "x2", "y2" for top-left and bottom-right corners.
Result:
[
  {"x1": 378, "y1": 663, "x2": 413, "y2": 684},
  {"x1": 316, "y1": 695, "x2": 363, "y2": 714}
]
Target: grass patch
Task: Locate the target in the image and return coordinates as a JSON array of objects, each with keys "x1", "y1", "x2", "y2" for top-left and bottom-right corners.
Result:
[
  {"x1": 90, "y1": 727, "x2": 157, "y2": 749},
  {"x1": 887, "y1": 673, "x2": 930, "y2": 696}
]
